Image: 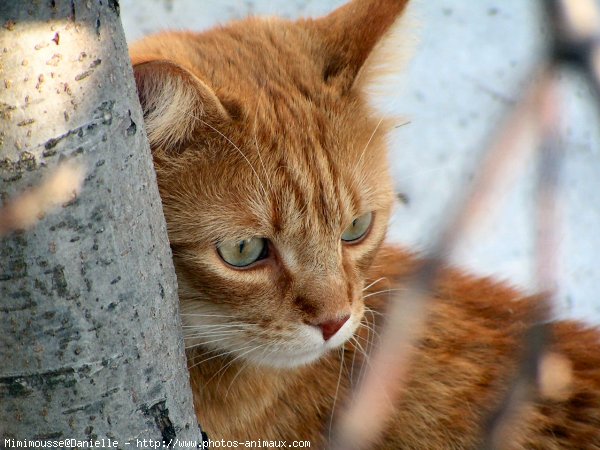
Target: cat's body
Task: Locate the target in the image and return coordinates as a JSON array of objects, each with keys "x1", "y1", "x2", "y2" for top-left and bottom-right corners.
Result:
[
  {"x1": 189, "y1": 247, "x2": 600, "y2": 449},
  {"x1": 130, "y1": 0, "x2": 600, "y2": 448}
]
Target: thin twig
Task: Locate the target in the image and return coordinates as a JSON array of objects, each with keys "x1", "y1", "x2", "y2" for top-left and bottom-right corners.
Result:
[
  {"x1": 481, "y1": 322, "x2": 551, "y2": 450},
  {"x1": 547, "y1": 0, "x2": 600, "y2": 98}
]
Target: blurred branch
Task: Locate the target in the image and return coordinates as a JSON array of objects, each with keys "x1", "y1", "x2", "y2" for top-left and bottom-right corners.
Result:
[
  {"x1": 331, "y1": 70, "x2": 555, "y2": 450},
  {"x1": 0, "y1": 163, "x2": 85, "y2": 236},
  {"x1": 482, "y1": 0, "x2": 600, "y2": 443},
  {"x1": 482, "y1": 322, "x2": 551, "y2": 450},
  {"x1": 331, "y1": 0, "x2": 600, "y2": 448},
  {"x1": 481, "y1": 75, "x2": 568, "y2": 450}
]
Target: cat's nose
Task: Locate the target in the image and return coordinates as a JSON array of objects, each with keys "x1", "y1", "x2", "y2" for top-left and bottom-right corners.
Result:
[{"x1": 319, "y1": 315, "x2": 350, "y2": 341}]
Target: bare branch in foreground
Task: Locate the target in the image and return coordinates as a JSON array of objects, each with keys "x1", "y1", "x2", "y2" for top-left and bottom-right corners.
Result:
[
  {"x1": 330, "y1": 70, "x2": 556, "y2": 450},
  {"x1": 0, "y1": 163, "x2": 85, "y2": 237},
  {"x1": 482, "y1": 67, "x2": 571, "y2": 450}
]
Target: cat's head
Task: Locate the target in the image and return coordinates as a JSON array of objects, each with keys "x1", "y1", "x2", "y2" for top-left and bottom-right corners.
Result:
[{"x1": 130, "y1": 0, "x2": 411, "y2": 368}]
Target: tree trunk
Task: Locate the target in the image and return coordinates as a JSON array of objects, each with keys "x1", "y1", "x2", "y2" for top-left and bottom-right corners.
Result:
[{"x1": 0, "y1": 1, "x2": 199, "y2": 446}]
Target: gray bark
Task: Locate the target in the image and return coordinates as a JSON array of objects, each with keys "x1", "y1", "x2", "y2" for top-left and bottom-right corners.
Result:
[{"x1": 0, "y1": 1, "x2": 199, "y2": 446}]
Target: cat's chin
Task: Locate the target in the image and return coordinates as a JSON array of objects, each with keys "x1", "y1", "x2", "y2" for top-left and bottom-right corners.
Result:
[
  {"x1": 249, "y1": 317, "x2": 359, "y2": 369},
  {"x1": 256, "y1": 348, "x2": 328, "y2": 369}
]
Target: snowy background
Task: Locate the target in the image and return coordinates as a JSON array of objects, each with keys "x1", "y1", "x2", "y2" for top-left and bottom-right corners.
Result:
[{"x1": 120, "y1": 0, "x2": 600, "y2": 324}]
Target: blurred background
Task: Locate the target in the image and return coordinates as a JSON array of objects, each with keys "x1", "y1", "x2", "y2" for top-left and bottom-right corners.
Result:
[{"x1": 120, "y1": 0, "x2": 600, "y2": 323}]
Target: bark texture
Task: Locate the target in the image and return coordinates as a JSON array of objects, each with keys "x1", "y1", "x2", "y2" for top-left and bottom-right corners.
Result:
[{"x1": 0, "y1": 1, "x2": 199, "y2": 445}]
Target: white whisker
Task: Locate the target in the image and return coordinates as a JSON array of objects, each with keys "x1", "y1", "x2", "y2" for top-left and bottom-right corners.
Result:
[
  {"x1": 363, "y1": 277, "x2": 389, "y2": 292},
  {"x1": 180, "y1": 313, "x2": 240, "y2": 318},
  {"x1": 185, "y1": 329, "x2": 244, "y2": 337},
  {"x1": 364, "y1": 306, "x2": 384, "y2": 318},
  {"x1": 224, "y1": 342, "x2": 272, "y2": 399},
  {"x1": 187, "y1": 342, "x2": 256, "y2": 371},
  {"x1": 198, "y1": 118, "x2": 269, "y2": 199},
  {"x1": 182, "y1": 323, "x2": 253, "y2": 328},
  {"x1": 363, "y1": 287, "x2": 407, "y2": 300},
  {"x1": 357, "y1": 118, "x2": 384, "y2": 168},
  {"x1": 185, "y1": 334, "x2": 243, "y2": 350},
  {"x1": 329, "y1": 346, "x2": 346, "y2": 442},
  {"x1": 210, "y1": 337, "x2": 264, "y2": 387},
  {"x1": 253, "y1": 89, "x2": 274, "y2": 192}
]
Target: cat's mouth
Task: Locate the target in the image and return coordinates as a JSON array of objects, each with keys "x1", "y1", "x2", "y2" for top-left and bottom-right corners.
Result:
[
  {"x1": 182, "y1": 306, "x2": 363, "y2": 369},
  {"x1": 247, "y1": 312, "x2": 361, "y2": 369}
]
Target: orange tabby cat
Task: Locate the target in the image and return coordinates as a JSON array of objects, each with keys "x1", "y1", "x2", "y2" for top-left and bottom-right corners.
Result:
[{"x1": 129, "y1": 0, "x2": 600, "y2": 448}]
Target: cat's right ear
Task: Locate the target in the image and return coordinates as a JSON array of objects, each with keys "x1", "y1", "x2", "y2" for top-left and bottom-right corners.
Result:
[
  {"x1": 308, "y1": 0, "x2": 412, "y2": 94},
  {"x1": 132, "y1": 56, "x2": 230, "y2": 150}
]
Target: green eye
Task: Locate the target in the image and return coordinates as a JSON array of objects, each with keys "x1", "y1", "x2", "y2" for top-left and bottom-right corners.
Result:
[
  {"x1": 217, "y1": 237, "x2": 268, "y2": 268},
  {"x1": 341, "y1": 212, "x2": 373, "y2": 243}
]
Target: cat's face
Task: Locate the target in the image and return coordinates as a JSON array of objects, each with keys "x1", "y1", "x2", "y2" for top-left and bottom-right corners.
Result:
[
  {"x1": 130, "y1": 0, "x2": 410, "y2": 368},
  {"x1": 160, "y1": 96, "x2": 392, "y2": 369}
]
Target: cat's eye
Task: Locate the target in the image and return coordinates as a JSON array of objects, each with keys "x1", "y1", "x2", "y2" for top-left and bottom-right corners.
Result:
[
  {"x1": 217, "y1": 237, "x2": 268, "y2": 268},
  {"x1": 341, "y1": 212, "x2": 373, "y2": 243}
]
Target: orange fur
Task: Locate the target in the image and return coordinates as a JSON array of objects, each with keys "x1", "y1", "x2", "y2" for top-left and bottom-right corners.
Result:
[{"x1": 129, "y1": 0, "x2": 600, "y2": 448}]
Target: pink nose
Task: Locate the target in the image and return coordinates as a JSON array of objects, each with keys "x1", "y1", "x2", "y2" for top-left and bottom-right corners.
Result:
[{"x1": 319, "y1": 315, "x2": 350, "y2": 341}]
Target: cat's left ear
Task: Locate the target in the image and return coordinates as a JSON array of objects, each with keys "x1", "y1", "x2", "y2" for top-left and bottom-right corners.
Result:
[
  {"x1": 308, "y1": 0, "x2": 412, "y2": 93},
  {"x1": 131, "y1": 54, "x2": 231, "y2": 150}
]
